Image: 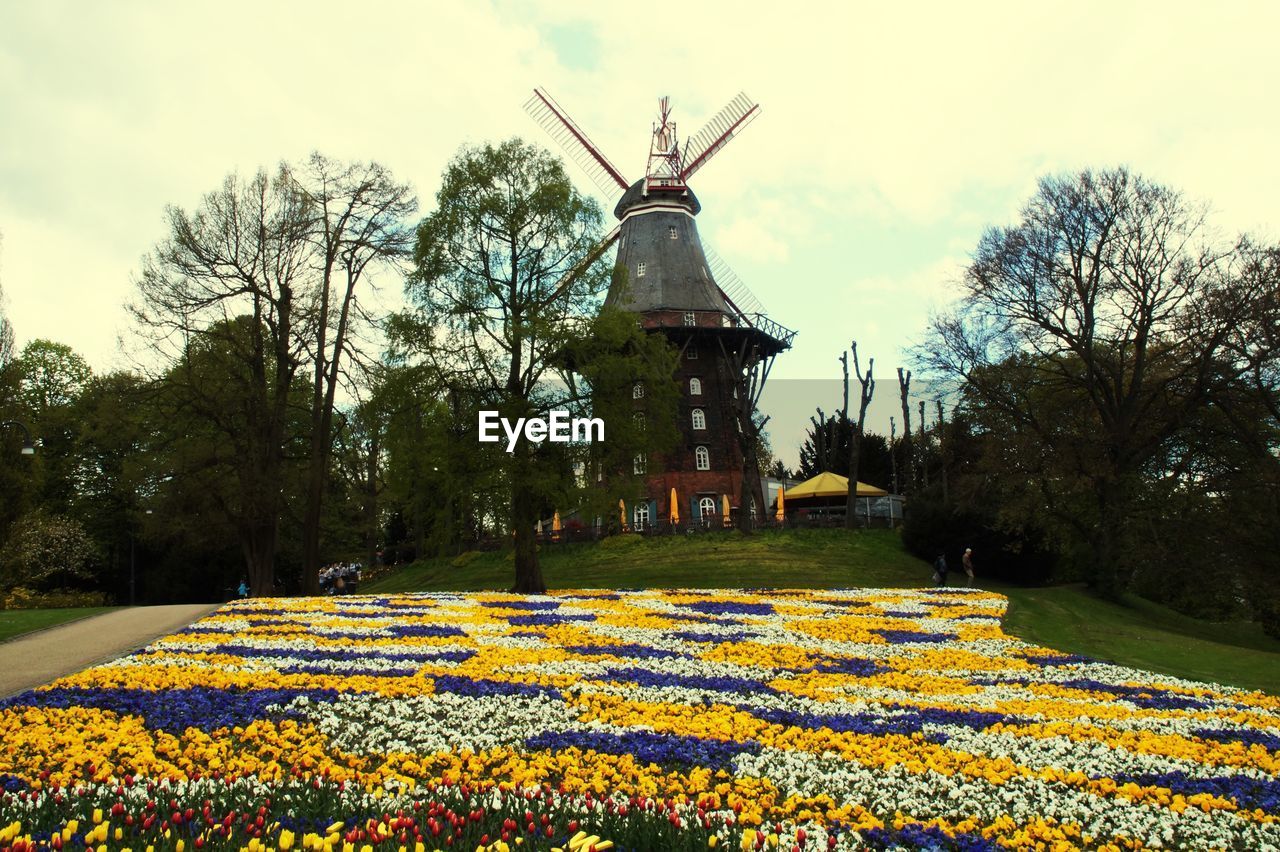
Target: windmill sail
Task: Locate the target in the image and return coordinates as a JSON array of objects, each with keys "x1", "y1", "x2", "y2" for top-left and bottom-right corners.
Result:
[
  {"x1": 524, "y1": 88, "x2": 631, "y2": 196},
  {"x1": 679, "y1": 93, "x2": 760, "y2": 181},
  {"x1": 703, "y1": 243, "x2": 766, "y2": 316}
]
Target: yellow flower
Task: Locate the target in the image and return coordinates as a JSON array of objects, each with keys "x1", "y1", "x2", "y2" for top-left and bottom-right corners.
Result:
[{"x1": 280, "y1": 830, "x2": 296, "y2": 851}]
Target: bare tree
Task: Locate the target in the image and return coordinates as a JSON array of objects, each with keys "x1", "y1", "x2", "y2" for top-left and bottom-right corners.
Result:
[
  {"x1": 889, "y1": 416, "x2": 899, "y2": 494},
  {"x1": 807, "y1": 407, "x2": 831, "y2": 472},
  {"x1": 841, "y1": 341, "x2": 875, "y2": 528},
  {"x1": 290, "y1": 154, "x2": 417, "y2": 594},
  {"x1": 897, "y1": 368, "x2": 914, "y2": 497},
  {"x1": 130, "y1": 169, "x2": 312, "y2": 595}
]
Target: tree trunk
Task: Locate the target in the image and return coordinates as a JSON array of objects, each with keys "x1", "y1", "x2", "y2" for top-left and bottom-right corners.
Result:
[
  {"x1": 510, "y1": 443, "x2": 546, "y2": 593},
  {"x1": 300, "y1": 430, "x2": 327, "y2": 595},
  {"x1": 241, "y1": 520, "x2": 278, "y2": 597},
  {"x1": 936, "y1": 400, "x2": 949, "y2": 505},
  {"x1": 364, "y1": 429, "x2": 380, "y2": 573},
  {"x1": 738, "y1": 424, "x2": 765, "y2": 534},
  {"x1": 1091, "y1": 474, "x2": 1132, "y2": 599},
  {"x1": 844, "y1": 429, "x2": 862, "y2": 529},
  {"x1": 898, "y1": 369, "x2": 915, "y2": 497}
]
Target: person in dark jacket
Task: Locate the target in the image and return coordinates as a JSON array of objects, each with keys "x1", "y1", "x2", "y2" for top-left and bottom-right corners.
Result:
[{"x1": 933, "y1": 553, "x2": 949, "y2": 587}]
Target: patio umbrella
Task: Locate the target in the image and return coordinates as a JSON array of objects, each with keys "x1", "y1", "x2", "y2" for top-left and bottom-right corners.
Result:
[
  {"x1": 721, "y1": 494, "x2": 731, "y2": 526},
  {"x1": 536, "y1": 519, "x2": 543, "y2": 535},
  {"x1": 670, "y1": 487, "x2": 680, "y2": 525},
  {"x1": 552, "y1": 510, "x2": 561, "y2": 538},
  {"x1": 619, "y1": 499, "x2": 626, "y2": 530},
  {"x1": 775, "y1": 485, "x2": 785, "y2": 521}
]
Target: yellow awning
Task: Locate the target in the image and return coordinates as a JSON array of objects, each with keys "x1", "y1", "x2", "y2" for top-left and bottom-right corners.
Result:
[{"x1": 784, "y1": 471, "x2": 889, "y2": 499}]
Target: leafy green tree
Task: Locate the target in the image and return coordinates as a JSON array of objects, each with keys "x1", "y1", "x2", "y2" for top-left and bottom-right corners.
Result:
[
  {"x1": 9, "y1": 340, "x2": 93, "y2": 515},
  {"x1": 16, "y1": 340, "x2": 92, "y2": 415},
  {"x1": 401, "y1": 139, "x2": 674, "y2": 592}
]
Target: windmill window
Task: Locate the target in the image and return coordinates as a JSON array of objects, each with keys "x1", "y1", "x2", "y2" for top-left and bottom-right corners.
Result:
[
  {"x1": 683, "y1": 312, "x2": 695, "y2": 326},
  {"x1": 633, "y1": 501, "x2": 651, "y2": 530},
  {"x1": 699, "y1": 496, "x2": 717, "y2": 519},
  {"x1": 634, "y1": 453, "x2": 647, "y2": 475},
  {"x1": 695, "y1": 446, "x2": 710, "y2": 470},
  {"x1": 686, "y1": 346, "x2": 698, "y2": 360},
  {"x1": 689, "y1": 377, "x2": 702, "y2": 395},
  {"x1": 691, "y1": 408, "x2": 706, "y2": 430},
  {"x1": 633, "y1": 412, "x2": 645, "y2": 430},
  {"x1": 633, "y1": 382, "x2": 644, "y2": 399},
  {"x1": 668, "y1": 226, "x2": 678, "y2": 240},
  {"x1": 637, "y1": 262, "x2": 647, "y2": 278}
]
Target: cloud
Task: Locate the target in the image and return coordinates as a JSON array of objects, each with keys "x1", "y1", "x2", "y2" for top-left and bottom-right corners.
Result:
[{"x1": 1, "y1": 0, "x2": 1277, "y2": 384}]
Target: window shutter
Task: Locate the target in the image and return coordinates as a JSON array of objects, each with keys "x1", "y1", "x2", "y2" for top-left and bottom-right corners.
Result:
[
  {"x1": 649, "y1": 500, "x2": 658, "y2": 526},
  {"x1": 691, "y1": 496, "x2": 700, "y2": 522}
]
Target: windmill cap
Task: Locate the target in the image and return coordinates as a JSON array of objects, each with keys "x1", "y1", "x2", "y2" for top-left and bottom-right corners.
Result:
[{"x1": 614, "y1": 179, "x2": 701, "y2": 219}]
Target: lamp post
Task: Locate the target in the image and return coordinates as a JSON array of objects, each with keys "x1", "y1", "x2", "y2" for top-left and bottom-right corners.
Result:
[{"x1": 1, "y1": 420, "x2": 35, "y2": 456}]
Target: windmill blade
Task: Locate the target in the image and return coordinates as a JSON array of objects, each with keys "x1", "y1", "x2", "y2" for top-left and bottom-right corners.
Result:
[
  {"x1": 679, "y1": 92, "x2": 761, "y2": 181},
  {"x1": 703, "y1": 243, "x2": 767, "y2": 317},
  {"x1": 525, "y1": 88, "x2": 631, "y2": 196},
  {"x1": 546, "y1": 226, "x2": 621, "y2": 304}
]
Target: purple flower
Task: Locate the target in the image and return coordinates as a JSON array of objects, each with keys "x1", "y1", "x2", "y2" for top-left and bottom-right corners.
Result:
[
  {"x1": 873, "y1": 628, "x2": 957, "y2": 644},
  {"x1": 386, "y1": 624, "x2": 467, "y2": 638},
  {"x1": 0, "y1": 687, "x2": 340, "y2": 733},
  {"x1": 507, "y1": 613, "x2": 596, "y2": 626},
  {"x1": 566, "y1": 643, "x2": 684, "y2": 660},
  {"x1": 1194, "y1": 727, "x2": 1280, "y2": 752},
  {"x1": 599, "y1": 667, "x2": 770, "y2": 696},
  {"x1": 524, "y1": 729, "x2": 759, "y2": 770},
  {"x1": 681, "y1": 601, "x2": 776, "y2": 617}
]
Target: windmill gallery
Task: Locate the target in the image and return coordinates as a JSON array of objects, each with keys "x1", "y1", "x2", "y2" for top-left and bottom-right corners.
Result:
[{"x1": 522, "y1": 88, "x2": 796, "y2": 529}]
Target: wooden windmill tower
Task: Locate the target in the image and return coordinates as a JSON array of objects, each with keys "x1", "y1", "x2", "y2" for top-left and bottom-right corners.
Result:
[{"x1": 526, "y1": 89, "x2": 796, "y2": 530}]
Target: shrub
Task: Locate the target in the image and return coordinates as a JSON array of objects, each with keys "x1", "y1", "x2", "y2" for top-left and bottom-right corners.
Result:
[
  {"x1": 599, "y1": 533, "x2": 643, "y2": 550},
  {"x1": 0, "y1": 511, "x2": 100, "y2": 592},
  {"x1": 450, "y1": 550, "x2": 484, "y2": 569},
  {"x1": 1, "y1": 586, "x2": 109, "y2": 610}
]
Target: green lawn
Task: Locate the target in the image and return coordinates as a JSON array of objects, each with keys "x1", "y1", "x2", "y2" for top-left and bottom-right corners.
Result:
[
  {"x1": 366, "y1": 529, "x2": 929, "y2": 593},
  {"x1": 365, "y1": 528, "x2": 1280, "y2": 693},
  {"x1": 0, "y1": 607, "x2": 120, "y2": 643},
  {"x1": 995, "y1": 583, "x2": 1280, "y2": 694}
]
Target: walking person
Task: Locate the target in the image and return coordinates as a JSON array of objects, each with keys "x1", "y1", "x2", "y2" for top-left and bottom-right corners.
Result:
[
  {"x1": 237, "y1": 578, "x2": 249, "y2": 598},
  {"x1": 933, "y1": 552, "x2": 949, "y2": 587},
  {"x1": 962, "y1": 547, "x2": 975, "y2": 587}
]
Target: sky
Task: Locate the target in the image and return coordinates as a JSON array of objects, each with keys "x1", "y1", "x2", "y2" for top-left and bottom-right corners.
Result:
[{"x1": 2, "y1": 2, "x2": 1278, "y2": 468}]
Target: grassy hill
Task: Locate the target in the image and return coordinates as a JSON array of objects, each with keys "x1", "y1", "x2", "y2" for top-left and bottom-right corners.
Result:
[{"x1": 364, "y1": 528, "x2": 1280, "y2": 694}]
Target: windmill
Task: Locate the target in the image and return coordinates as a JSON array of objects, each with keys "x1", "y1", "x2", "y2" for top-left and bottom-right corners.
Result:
[{"x1": 525, "y1": 88, "x2": 795, "y2": 530}]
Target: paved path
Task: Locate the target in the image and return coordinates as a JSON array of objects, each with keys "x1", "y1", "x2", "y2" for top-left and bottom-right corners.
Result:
[{"x1": 0, "y1": 604, "x2": 220, "y2": 697}]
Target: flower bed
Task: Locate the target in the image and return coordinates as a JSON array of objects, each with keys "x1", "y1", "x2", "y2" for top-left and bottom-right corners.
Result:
[{"x1": 1, "y1": 589, "x2": 1278, "y2": 850}]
